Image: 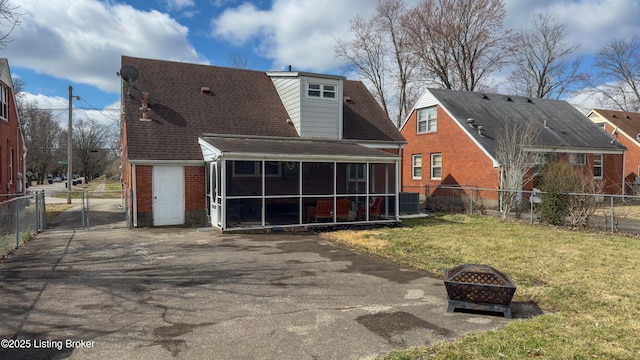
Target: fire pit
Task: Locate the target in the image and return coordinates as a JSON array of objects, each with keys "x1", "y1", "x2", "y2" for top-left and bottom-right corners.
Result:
[{"x1": 444, "y1": 264, "x2": 516, "y2": 318}]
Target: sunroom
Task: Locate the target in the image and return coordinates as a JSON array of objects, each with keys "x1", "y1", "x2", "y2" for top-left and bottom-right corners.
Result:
[{"x1": 199, "y1": 136, "x2": 401, "y2": 231}]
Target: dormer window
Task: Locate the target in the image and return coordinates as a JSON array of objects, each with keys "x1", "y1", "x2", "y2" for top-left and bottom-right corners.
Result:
[{"x1": 308, "y1": 83, "x2": 335, "y2": 99}]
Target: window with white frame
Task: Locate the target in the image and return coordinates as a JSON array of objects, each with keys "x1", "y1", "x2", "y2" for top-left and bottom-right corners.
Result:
[
  {"x1": 412, "y1": 154, "x2": 422, "y2": 179},
  {"x1": 348, "y1": 163, "x2": 366, "y2": 181},
  {"x1": 0, "y1": 85, "x2": 8, "y2": 120},
  {"x1": 570, "y1": 153, "x2": 586, "y2": 165},
  {"x1": 431, "y1": 153, "x2": 442, "y2": 179},
  {"x1": 307, "y1": 83, "x2": 336, "y2": 99},
  {"x1": 417, "y1": 106, "x2": 437, "y2": 133},
  {"x1": 593, "y1": 154, "x2": 603, "y2": 178}
]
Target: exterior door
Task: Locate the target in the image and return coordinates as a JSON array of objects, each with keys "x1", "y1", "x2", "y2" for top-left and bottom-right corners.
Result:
[
  {"x1": 153, "y1": 166, "x2": 184, "y2": 226},
  {"x1": 208, "y1": 161, "x2": 221, "y2": 228}
]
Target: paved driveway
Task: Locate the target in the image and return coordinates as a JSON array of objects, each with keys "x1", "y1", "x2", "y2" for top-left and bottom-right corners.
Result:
[{"x1": 0, "y1": 228, "x2": 533, "y2": 359}]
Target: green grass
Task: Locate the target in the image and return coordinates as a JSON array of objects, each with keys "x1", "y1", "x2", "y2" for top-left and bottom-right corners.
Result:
[
  {"x1": 321, "y1": 214, "x2": 640, "y2": 359},
  {"x1": 45, "y1": 203, "x2": 77, "y2": 223}
]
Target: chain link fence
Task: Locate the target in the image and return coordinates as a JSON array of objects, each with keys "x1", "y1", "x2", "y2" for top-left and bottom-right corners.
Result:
[
  {"x1": 0, "y1": 192, "x2": 46, "y2": 257},
  {"x1": 43, "y1": 189, "x2": 131, "y2": 231},
  {"x1": 404, "y1": 185, "x2": 640, "y2": 234}
]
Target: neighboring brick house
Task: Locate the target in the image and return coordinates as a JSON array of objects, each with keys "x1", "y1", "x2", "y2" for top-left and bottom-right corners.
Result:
[
  {"x1": 587, "y1": 109, "x2": 640, "y2": 195},
  {"x1": 120, "y1": 56, "x2": 405, "y2": 230},
  {"x1": 0, "y1": 58, "x2": 26, "y2": 199},
  {"x1": 400, "y1": 88, "x2": 626, "y2": 210}
]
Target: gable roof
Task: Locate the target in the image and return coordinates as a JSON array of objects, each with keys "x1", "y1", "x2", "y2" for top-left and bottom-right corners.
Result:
[
  {"x1": 424, "y1": 88, "x2": 625, "y2": 158},
  {"x1": 122, "y1": 56, "x2": 298, "y2": 162},
  {"x1": 122, "y1": 56, "x2": 404, "y2": 162},
  {"x1": 589, "y1": 108, "x2": 640, "y2": 143},
  {"x1": 342, "y1": 80, "x2": 405, "y2": 142}
]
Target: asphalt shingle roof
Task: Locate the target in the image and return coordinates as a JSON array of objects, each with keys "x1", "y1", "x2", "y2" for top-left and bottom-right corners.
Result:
[
  {"x1": 591, "y1": 108, "x2": 640, "y2": 141},
  {"x1": 122, "y1": 56, "x2": 404, "y2": 162},
  {"x1": 428, "y1": 88, "x2": 625, "y2": 157}
]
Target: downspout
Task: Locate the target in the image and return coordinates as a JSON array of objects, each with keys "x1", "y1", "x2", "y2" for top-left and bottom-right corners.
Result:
[
  {"x1": 622, "y1": 151, "x2": 626, "y2": 197},
  {"x1": 132, "y1": 163, "x2": 137, "y2": 227},
  {"x1": 395, "y1": 158, "x2": 400, "y2": 221},
  {"x1": 498, "y1": 165, "x2": 504, "y2": 212}
]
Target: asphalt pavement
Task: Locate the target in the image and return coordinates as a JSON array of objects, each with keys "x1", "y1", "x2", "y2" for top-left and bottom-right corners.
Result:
[{"x1": 0, "y1": 227, "x2": 541, "y2": 359}]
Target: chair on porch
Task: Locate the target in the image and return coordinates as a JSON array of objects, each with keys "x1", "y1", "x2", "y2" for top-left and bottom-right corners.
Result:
[
  {"x1": 306, "y1": 199, "x2": 351, "y2": 222},
  {"x1": 359, "y1": 197, "x2": 382, "y2": 220}
]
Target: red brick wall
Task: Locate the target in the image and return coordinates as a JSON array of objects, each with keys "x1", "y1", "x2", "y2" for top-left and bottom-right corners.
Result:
[
  {"x1": 135, "y1": 165, "x2": 153, "y2": 212},
  {"x1": 1, "y1": 82, "x2": 24, "y2": 197},
  {"x1": 602, "y1": 123, "x2": 639, "y2": 194},
  {"x1": 185, "y1": 166, "x2": 205, "y2": 210},
  {"x1": 401, "y1": 105, "x2": 500, "y2": 199}
]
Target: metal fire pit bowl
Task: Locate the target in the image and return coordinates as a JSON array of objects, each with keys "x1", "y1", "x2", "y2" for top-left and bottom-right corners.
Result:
[{"x1": 444, "y1": 264, "x2": 517, "y2": 318}]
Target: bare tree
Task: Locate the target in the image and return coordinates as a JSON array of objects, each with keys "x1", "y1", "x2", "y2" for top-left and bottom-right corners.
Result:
[
  {"x1": 335, "y1": 0, "x2": 419, "y2": 126},
  {"x1": 20, "y1": 102, "x2": 62, "y2": 183},
  {"x1": 494, "y1": 118, "x2": 542, "y2": 219},
  {"x1": 583, "y1": 36, "x2": 640, "y2": 111},
  {"x1": 73, "y1": 118, "x2": 109, "y2": 183},
  {"x1": 508, "y1": 12, "x2": 582, "y2": 99},
  {"x1": 403, "y1": 0, "x2": 514, "y2": 92},
  {"x1": 227, "y1": 51, "x2": 255, "y2": 69},
  {"x1": 0, "y1": 0, "x2": 20, "y2": 49}
]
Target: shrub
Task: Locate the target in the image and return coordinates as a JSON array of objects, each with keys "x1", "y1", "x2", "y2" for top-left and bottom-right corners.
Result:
[{"x1": 537, "y1": 161, "x2": 581, "y2": 225}]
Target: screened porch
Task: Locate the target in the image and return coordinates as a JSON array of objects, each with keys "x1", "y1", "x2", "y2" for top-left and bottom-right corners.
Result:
[{"x1": 199, "y1": 137, "x2": 401, "y2": 231}]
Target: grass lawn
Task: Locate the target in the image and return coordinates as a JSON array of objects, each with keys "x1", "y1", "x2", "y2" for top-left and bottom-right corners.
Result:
[{"x1": 320, "y1": 214, "x2": 640, "y2": 359}]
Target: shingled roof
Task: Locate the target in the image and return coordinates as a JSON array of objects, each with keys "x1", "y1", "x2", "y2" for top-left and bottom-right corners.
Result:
[
  {"x1": 590, "y1": 108, "x2": 640, "y2": 142},
  {"x1": 122, "y1": 56, "x2": 404, "y2": 162},
  {"x1": 426, "y1": 88, "x2": 626, "y2": 157}
]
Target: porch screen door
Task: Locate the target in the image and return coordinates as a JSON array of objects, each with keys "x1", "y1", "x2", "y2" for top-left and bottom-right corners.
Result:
[{"x1": 209, "y1": 161, "x2": 221, "y2": 228}]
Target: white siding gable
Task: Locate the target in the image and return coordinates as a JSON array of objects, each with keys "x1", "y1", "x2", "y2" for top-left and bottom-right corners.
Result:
[
  {"x1": 299, "y1": 76, "x2": 342, "y2": 138},
  {"x1": 269, "y1": 71, "x2": 344, "y2": 139},
  {"x1": 271, "y1": 77, "x2": 302, "y2": 135}
]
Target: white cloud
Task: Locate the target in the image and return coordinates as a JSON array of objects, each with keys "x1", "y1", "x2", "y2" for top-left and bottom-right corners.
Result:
[
  {"x1": 22, "y1": 93, "x2": 120, "y2": 129},
  {"x1": 210, "y1": 0, "x2": 376, "y2": 72},
  {"x1": 162, "y1": 0, "x2": 195, "y2": 11},
  {"x1": 504, "y1": 0, "x2": 640, "y2": 55},
  {"x1": 7, "y1": 0, "x2": 207, "y2": 94}
]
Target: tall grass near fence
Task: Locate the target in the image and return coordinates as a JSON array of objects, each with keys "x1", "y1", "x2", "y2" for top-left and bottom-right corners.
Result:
[{"x1": 420, "y1": 185, "x2": 640, "y2": 234}]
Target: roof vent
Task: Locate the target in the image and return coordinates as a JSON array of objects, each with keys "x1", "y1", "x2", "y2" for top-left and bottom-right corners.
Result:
[
  {"x1": 467, "y1": 118, "x2": 475, "y2": 126},
  {"x1": 477, "y1": 125, "x2": 484, "y2": 136},
  {"x1": 612, "y1": 114, "x2": 617, "y2": 118},
  {"x1": 481, "y1": 93, "x2": 488, "y2": 100},
  {"x1": 504, "y1": 96, "x2": 512, "y2": 102},
  {"x1": 201, "y1": 86, "x2": 211, "y2": 94},
  {"x1": 139, "y1": 92, "x2": 151, "y2": 121},
  {"x1": 344, "y1": 96, "x2": 352, "y2": 103},
  {"x1": 526, "y1": 98, "x2": 532, "y2": 103},
  {"x1": 626, "y1": 115, "x2": 631, "y2": 119},
  {"x1": 636, "y1": 133, "x2": 640, "y2": 142}
]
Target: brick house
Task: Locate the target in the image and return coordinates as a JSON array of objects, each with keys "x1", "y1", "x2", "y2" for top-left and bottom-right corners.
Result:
[
  {"x1": 587, "y1": 109, "x2": 640, "y2": 195},
  {"x1": 0, "y1": 58, "x2": 26, "y2": 199},
  {"x1": 400, "y1": 88, "x2": 626, "y2": 210},
  {"x1": 120, "y1": 56, "x2": 405, "y2": 230}
]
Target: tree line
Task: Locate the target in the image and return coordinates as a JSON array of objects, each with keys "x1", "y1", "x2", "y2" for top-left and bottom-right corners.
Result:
[
  {"x1": 335, "y1": 0, "x2": 640, "y2": 126},
  {"x1": 14, "y1": 80, "x2": 120, "y2": 186}
]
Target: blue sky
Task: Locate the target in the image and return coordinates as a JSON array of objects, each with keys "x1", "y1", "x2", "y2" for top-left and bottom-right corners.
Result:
[{"x1": 3, "y1": 0, "x2": 640, "y2": 128}]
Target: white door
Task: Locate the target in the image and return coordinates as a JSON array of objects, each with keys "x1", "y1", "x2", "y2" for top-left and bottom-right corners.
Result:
[
  {"x1": 153, "y1": 166, "x2": 185, "y2": 226},
  {"x1": 209, "y1": 161, "x2": 221, "y2": 228}
]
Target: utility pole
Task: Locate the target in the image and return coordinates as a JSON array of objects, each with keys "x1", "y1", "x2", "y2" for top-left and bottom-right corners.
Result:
[
  {"x1": 66, "y1": 86, "x2": 82, "y2": 205},
  {"x1": 67, "y1": 86, "x2": 74, "y2": 204}
]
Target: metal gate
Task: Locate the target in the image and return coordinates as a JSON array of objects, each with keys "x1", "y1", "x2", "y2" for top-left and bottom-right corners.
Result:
[{"x1": 44, "y1": 190, "x2": 131, "y2": 230}]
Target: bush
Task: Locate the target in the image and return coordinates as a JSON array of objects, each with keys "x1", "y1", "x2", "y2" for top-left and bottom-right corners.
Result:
[{"x1": 537, "y1": 161, "x2": 582, "y2": 225}]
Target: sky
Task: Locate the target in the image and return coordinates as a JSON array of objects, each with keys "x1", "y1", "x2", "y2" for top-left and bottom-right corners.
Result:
[{"x1": 3, "y1": 0, "x2": 640, "y2": 129}]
